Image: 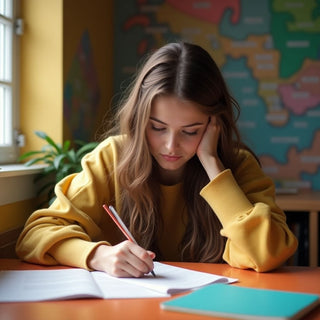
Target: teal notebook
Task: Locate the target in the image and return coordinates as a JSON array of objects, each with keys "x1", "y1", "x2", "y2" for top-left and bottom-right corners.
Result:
[{"x1": 161, "y1": 284, "x2": 319, "y2": 320}]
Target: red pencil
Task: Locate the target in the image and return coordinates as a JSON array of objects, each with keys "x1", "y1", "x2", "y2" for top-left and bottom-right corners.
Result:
[
  {"x1": 103, "y1": 205, "x2": 136, "y2": 243},
  {"x1": 103, "y1": 204, "x2": 156, "y2": 277}
]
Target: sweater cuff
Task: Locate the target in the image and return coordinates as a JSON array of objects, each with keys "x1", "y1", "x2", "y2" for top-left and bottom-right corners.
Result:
[
  {"x1": 49, "y1": 238, "x2": 110, "y2": 270},
  {"x1": 200, "y1": 169, "x2": 253, "y2": 227}
]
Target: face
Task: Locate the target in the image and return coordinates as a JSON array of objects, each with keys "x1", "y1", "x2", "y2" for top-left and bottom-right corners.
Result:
[{"x1": 146, "y1": 95, "x2": 208, "y2": 184}]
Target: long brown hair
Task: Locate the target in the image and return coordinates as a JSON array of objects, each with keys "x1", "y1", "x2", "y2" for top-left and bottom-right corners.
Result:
[{"x1": 104, "y1": 42, "x2": 246, "y2": 262}]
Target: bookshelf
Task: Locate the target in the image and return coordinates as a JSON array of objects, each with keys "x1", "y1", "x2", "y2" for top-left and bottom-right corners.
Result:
[{"x1": 276, "y1": 191, "x2": 320, "y2": 267}]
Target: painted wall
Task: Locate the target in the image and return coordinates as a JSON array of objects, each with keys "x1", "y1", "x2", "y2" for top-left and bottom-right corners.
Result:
[
  {"x1": 0, "y1": 0, "x2": 113, "y2": 256},
  {"x1": 0, "y1": 0, "x2": 64, "y2": 257},
  {"x1": 63, "y1": 0, "x2": 113, "y2": 142},
  {"x1": 20, "y1": 0, "x2": 63, "y2": 155}
]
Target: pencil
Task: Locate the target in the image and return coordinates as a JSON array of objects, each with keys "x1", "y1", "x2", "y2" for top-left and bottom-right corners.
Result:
[{"x1": 103, "y1": 204, "x2": 156, "y2": 277}]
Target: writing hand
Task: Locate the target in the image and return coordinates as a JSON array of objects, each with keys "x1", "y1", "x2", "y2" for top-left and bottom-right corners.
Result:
[
  {"x1": 197, "y1": 116, "x2": 225, "y2": 180},
  {"x1": 88, "y1": 241, "x2": 156, "y2": 278}
]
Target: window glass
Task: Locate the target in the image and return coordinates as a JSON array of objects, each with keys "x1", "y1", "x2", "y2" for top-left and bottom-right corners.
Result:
[{"x1": 0, "y1": 0, "x2": 18, "y2": 163}]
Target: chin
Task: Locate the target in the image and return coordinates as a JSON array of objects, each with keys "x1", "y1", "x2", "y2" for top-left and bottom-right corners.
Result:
[{"x1": 159, "y1": 161, "x2": 186, "y2": 172}]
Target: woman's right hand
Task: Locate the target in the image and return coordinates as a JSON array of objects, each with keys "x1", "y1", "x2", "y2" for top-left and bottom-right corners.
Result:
[
  {"x1": 87, "y1": 241, "x2": 156, "y2": 278},
  {"x1": 197, "y1": 116, "x2": 225, "y2": 180}
]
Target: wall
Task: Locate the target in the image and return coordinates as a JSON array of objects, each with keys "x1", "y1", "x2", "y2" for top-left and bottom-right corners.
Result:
[
  {"x1": 0, "y1": 0, "x2": 113, "y2": 257},
  {"x1": 19, "y1": 0, "x2": 113, "y2": 148},
  {"x1": 0, "y1": 0, "x2": 64, "y2": 258},
  {"x1": 0, "y1": 166, "x2": 44, "y2": 257},
  {"x1": 20, "y1": 0, "x2": 63, "y2": 154},
  {"x1": 63, "y1": 0, "x2": 113, "y2": 142}
]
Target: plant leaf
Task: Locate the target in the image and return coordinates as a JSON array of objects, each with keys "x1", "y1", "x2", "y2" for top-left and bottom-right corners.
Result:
[
  {"x1": 63, "y1": 140, "x2": 71, "y2": 152},
  {"x1": 48, "y1": 196, "x2": 57, "y2": 206},
  {"x1": 35, "y1": 131, "x2": 62, "y2": 153},
  {"x1": 24, "y1": 158, "x2": 46, "y2": 166},
  {"x1": 23, "y1": 131, "x2": 98, "y2": 208},
  {"x1": 53, "y1": 154, "x2": 67, "y2": 170},
  {"x1": 18, "y1": 150, "x2": 44, "y2": 161},
  {"x1": 76, "y1": 142, "x2": 98, "y2": 158},
  {"x1": 66, "y1": 149, "x2": 77, "y2": 163}
]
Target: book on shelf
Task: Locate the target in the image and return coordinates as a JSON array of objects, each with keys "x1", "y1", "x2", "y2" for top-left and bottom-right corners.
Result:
[{"x1": 286, "y1": 211, "x2": 309, "y2": 266}]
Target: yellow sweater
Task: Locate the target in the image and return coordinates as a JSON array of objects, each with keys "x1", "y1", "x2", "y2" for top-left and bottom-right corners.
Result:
[{"x1": 16, "y1": 135, "x2": 297, "y2": 272}]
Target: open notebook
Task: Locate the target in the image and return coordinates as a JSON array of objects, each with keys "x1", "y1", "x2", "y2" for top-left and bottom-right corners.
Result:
[{"x1": 0, "y1": 262, "x2": 237, "y2": 301}]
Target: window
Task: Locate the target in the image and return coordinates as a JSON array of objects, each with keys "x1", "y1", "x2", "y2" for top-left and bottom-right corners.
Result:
[{"x1": 0, "y1": 0, "x2": 20, "y2": 164}]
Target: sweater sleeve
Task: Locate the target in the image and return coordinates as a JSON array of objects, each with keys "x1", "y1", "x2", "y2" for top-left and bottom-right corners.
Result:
[
  {"x1": 200, "y1": 151, "x2": 298, "y2": 272},
  {"x1": 16, "y1": 137, "x2": 124, "y2": 270}
]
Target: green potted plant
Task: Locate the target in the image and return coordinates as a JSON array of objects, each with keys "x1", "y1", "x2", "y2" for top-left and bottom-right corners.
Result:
[{"x1": 19, "y1": 131, "x2": 98, "y2": 207}]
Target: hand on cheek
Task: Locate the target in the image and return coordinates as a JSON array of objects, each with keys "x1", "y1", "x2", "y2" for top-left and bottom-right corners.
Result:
[
  {"x1": 197, "y1": 116, "x2": 225, "y2": 180},
  {"x1": 197, "y1": 116, "x2": 220, "y2": 159}
]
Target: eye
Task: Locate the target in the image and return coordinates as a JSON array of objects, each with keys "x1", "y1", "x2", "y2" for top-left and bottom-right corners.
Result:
[
  {"x1": 151, "y1": 124, "x2": 165, "y2": 132},
  {"x1": 182, "y1": 130, "x2": 198, "y2": 136}
]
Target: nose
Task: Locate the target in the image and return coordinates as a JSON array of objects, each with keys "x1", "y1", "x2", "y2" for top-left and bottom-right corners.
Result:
[{"x1": 165, "y1": 132, "x2": 179, "y2": 153}]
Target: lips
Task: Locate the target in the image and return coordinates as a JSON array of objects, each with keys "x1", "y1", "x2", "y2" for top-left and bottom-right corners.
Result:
[{"x1": 161, "y1": 154, "x2": 182, "y2": 162}]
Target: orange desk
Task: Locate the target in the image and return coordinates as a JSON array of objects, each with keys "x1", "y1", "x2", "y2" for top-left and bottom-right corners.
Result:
[
  {"x1": 0, "y1": 259, "x2": 319, "y2": 320},
  {"x1": 276, "y1": 191, "x2": 320, "y2": 267}
]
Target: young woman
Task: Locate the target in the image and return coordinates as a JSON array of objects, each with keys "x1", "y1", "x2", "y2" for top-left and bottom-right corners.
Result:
[{"x1": 16, "y1": 42, "x2": 297, "y2": 277}]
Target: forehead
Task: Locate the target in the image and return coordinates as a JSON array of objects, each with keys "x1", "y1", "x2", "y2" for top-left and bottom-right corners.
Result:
[{"x1": 150, "y1": 95, "x2": 207, "y2": 124}]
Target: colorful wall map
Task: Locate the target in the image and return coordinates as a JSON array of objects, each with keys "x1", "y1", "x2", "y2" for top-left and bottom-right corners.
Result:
[{"x1": 114, "y1": 0, "x2": 320, "y2": 191}]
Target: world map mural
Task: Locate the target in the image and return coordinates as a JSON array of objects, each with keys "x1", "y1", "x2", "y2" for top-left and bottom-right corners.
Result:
[{"x1": 114, "y1": 0, "x2": 320, "y2": 191}]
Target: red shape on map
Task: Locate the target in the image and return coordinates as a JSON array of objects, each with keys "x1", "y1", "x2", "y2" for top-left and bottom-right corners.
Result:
[
  {"x1": 124, "y1": 15, "x2": 150, "y2": 31},
  {"x1": 138, "y1": 40, "x2": 148, "y2": 55},
  {"x1": 167, "y1": 0, "x2": 240, "y2": 24}
]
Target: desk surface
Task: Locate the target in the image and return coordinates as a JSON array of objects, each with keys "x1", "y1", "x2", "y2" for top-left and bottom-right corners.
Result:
[{"x1": 0, "y1": 259, "x2": 319, "y2": 320}]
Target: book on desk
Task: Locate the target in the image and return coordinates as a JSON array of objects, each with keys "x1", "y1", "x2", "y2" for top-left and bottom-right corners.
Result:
[{"x1": 161, "y1": 283, "x2": 320, "y2": 320}]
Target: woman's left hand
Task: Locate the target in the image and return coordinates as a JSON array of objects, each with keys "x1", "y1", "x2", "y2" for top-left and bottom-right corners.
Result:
[{"x1": 197, "y1": 116, "x2": 225, "y2": 180}]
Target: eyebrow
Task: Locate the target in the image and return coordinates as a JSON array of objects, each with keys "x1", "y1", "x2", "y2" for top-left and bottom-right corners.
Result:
[{"x1": 149, "y1": 116, "x2": 205, "y2": 128}]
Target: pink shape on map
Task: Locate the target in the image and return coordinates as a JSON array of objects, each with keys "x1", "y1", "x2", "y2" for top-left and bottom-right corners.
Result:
[
  {"x1": 167, "y1": 0, "x2": 240, "y2": 24},
  {"x1": 279, "y1": 85, "x2": 320, "y2": 115}
]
